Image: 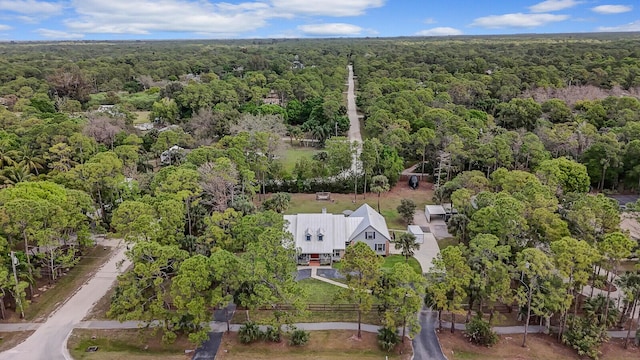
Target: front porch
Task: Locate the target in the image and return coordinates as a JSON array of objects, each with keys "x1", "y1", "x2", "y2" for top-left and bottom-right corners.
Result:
[{"x1": 297, "y1": 253, "x2": 333, "y2": 266}]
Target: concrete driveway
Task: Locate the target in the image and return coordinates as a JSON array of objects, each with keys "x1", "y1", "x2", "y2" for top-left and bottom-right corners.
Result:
[{"x1": 390, "y1": 210, "x2": 445, "y2": 273}]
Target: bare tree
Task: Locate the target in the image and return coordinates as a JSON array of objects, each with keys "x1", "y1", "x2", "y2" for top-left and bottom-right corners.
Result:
[
  {"x1": 82, "y1": 115, "x2": 125, "y2": 149},
  {"x1": 47, "y1": 65, "x2": 92, "y2": 103},
  {"x1": 231, "y1": 114, "x2": 287, "y2": 137},
  {"x1": 198, "y1": 160, "x2": 238, "y2": 212}
]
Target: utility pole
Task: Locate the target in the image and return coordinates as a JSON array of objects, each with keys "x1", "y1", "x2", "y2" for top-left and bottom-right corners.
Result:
[{"x1": 10, "y1": 252, "x2": 24, "y2": 319}]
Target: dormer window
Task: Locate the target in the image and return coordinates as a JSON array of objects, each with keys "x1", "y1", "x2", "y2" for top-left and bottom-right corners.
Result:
[
  {"x1": 306, "y1": 234, "x2": 311, "y2": 241},
  {"x1": 317, "y1": 228, "x2": 325, "y2": 242},
  {"x1": 318, "y1": 234, "x2": 323, "y2": 241},
  {"x1": 305, "y1": 228, "x2": 313, "y2": 241}
]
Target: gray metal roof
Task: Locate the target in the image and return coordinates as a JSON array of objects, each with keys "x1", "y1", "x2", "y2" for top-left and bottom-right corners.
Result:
[
  {"x1": 408, "y1": 225, "x2": 424, "y2": 235},
  {"x1": 284, "y1": 204, "x2": 390, "y2": 254},
  {"x1": 348, "y1": 204, "x2": 391, "y2": 241},
  {"x1": 284, "y1": 214, "x2": 348, "y2": 254}
]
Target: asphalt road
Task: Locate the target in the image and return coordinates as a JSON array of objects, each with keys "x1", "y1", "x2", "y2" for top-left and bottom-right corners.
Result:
[
  {"x1": 413, "y1": 309, "x2": 447, "y2": 360},
  {"x1": 0, "y1": 240, "x2": 130, "y2": 360},
  {"x1": 192, "y1": 332, "x2": 223, "y2": 360}
]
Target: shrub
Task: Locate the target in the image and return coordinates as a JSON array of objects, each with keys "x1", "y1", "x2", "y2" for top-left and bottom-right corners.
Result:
[
  {"x1": 562, "y1": 316, "x2": 607, "y2": 359},
  {"x1": 289, "y1": 329, "x2": 310, "y2": 346},
  {"x1": 465, "y1": 316, "x2": 498, "y2": 347},
  {"x1": 238, "y1": 321, "x2": 262, "y2": 344},
  {"x1": 377, "y1": 327, "x2": 400, "y2": 352},
  {"x1": 263, "y1": 326, "x2": 282, "y2": 343}
]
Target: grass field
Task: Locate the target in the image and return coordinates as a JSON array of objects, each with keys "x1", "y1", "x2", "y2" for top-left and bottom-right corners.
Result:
[
  {"x1": 278, "y1": 145, "x2": 319, "y2": 173},
  {"x1": 132, "y1": 111, "x2": 151, "y2": 124},
  {"x1": 298, "y1": 278, "x2": 344, "y2": 303},
  {"x1": 67, "y1": 329, "x2": 191, "y2": 360},
  {"x1": 438, "y1": 331, "x2": 639, "y2": 360},
  {"x1": 437, "y1": 237, "x2": 458, "y2": 252},
  {"x1": 381, "y1": 254, "x2": 422, "y2": 274},
  {"x1": 20, "y1": 245, "x2": 114, "y2": 322},
  {"x1": 332, "y1": 254, "x2": 421, "y2": 275},
  {"x1": 216, "y1": 330, "x2": 412, "y2": 360},
  {"x1": 284, "y1": 183, "x2": 434, "y2": 230}
]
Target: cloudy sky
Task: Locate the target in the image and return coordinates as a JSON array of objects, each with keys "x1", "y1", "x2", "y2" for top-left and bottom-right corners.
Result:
[{"x1": 0, "y1": 0, "x2": 638, "y2": 40}]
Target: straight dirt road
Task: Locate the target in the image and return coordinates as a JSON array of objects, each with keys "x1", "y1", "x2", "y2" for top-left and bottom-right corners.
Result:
[
  {"x1": 346, "y1": 64, "x2": 362, "y2": 145},
  {"x1": 0, "y1": 239, "x2": 130, "y2": 360},
  {"x1": 346, "y1": 64, "x2": 363, "y2": 174}
]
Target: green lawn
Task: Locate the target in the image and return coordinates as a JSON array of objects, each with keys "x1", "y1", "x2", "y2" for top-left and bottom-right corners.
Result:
[
  {"x1": 68, "y1": 329, "x2": 190, "y2": 360},
  {"x1": 279, "y1": 146, "x2": 319, "y2": 172},
  {"x1": 132, "y1": 111, "x2": 151, "y2": 124},
  {"x1": 382, "y1": 254, "x2": 422, "y2": 274},
  {"x1": 298, "y1": 278, "x2": 344, "y2": 303},
  {"x1": 333, "y1": 255, "x2": 422, "y2": 275},
  {"x1": 285, "y1": 192, "x2": 433, "y2": 231},
  {"x1": 437, "y1": 237, "x2": 458, "y2": 251}
]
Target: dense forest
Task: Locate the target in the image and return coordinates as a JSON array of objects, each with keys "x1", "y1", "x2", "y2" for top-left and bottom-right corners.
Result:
[{"x1": 0, "y1": 34, "x2": 638, "y2": 356}]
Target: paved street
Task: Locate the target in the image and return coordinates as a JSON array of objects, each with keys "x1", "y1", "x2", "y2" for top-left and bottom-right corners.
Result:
[
  {"x1": 413, "y1": 309, "x2": 447, "y2": 360},
  {"x1": 0, "y1": 239, "x2": 130, "y2": 360}
]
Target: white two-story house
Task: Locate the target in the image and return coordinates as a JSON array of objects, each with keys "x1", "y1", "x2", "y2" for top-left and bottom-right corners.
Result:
[{"x1": 284, "y1": 204, "x2": 391, "y2": 265}]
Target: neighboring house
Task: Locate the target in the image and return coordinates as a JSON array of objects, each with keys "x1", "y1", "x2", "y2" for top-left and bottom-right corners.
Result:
[
  {"x1": 284, "y1": 204, "x2": 391, "y2": 266},
  {"x1": 160, "y1": 145, "x2": 185, "y2": 165},
  {"x1": 263, "y1": 90, "x2": 283, "y2": 106},
  {"x1": 96, "y1": 104, "x2": 124, "y2": 117}
]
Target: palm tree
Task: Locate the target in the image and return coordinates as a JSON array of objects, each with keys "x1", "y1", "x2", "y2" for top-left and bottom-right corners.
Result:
[
  {"x1": 0, "y1": 143, "x2": 17, "y2": 170},
  {"x1": 16, "y1": 145, "x2": 44, "y2": 175},
  {"x1": 394, "y1": 232, "x2": 419, "y2": 262},
  {"x1": 615, "y1": 272, "x2": 640, "y2": 348},
  {"x1": 1, "y1": 164, "x2": 33, "y2": 186},
  {"x1": 447, "y1": 214, "x2": 471, "y2": 245},
  {"x1": 370, "y1": 175, "x2": 390, "y2": 212},
  {"x1": 583, "y1": 294, "x2": 619, "y2": 328}
]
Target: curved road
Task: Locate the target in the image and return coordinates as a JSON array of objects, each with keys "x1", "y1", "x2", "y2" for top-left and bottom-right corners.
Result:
[{"x1": 0, "y1": 240, "x2": 130, "y2": 360}]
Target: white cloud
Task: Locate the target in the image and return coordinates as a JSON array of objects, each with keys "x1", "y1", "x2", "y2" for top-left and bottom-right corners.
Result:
[
  {"x1": 35, "y1": 28, "x2": 84, "y2": 39},
  {"x1": 471, "y1": 13, "x2": 569, "y2": 28},
  {"x1": 298, "y1": 23, "x2": 363, "y2": 36},
  {"x1": 0, "y1": 24, "x2": 12, "y2": 31},
  {"x1": 415, "y1": 27, "x2": 462, "y2": 36},
  {"x1": 598, "y1": 20, "x2": 640, "y2": 32},
  {"x1": 423, "y1": 17, "x2": 437, "y2": 24},
  {"x1": 592, "y1": 5, "x2": 633, "y2": 14},
  {"x1": 0, "y1": 0, "x2": 62, "y2": 15},
  {"x1": 66, "y1": 0, "x2": 280, "y2": 35},
  {"x1": 271, "y1": 0, "x2": 384, "y2": 17},
  {"x1": 529, "y1": 0, "x2": 581, "y2": 13}
]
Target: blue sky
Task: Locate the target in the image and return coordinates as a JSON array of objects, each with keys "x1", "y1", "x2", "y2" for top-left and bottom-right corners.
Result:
[{"x1": 0, "y1": 0, "x2": 638, "y2": 40}]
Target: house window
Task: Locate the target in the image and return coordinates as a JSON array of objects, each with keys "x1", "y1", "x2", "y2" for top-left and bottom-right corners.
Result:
[
  {"x1": 365, "y1": 232, "x2": 376, "y2": 240},
  {"x1": 333, "y1": 250, "x2": 341, "y2": 257},
  {"x1": 318, "y1": 234, "x2": 323, "y2": 241},
  {"x1": 375, "y1": 244, "x2": 386, "y2": 252},
  {"x1": 306, "y1": 234, "x2": 311, "y2": 241}
]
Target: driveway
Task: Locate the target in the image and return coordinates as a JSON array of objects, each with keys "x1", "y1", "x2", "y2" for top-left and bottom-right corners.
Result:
[
  {"x1": 413, "y1": 309, "x2": 447, "y2": 360},
  {"x1": 390, "y1": 210, "x2": 443, "y2": 273},
  {"x1": 0, "y1": 239, "x2": 130, "y2": 360}
]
